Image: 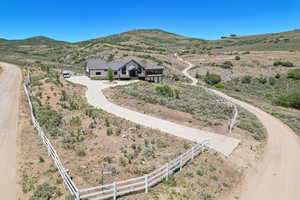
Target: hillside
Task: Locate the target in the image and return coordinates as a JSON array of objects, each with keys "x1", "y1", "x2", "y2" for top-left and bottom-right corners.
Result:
[{"x1": 0, "y1": 29, "x2": 299, "y2": 72}]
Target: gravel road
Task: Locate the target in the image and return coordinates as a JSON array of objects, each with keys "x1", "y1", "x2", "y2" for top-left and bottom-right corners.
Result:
[
  {"x1": 0, "y1": 62, "x2": 21, "y2": 200},
  {"x1": 179, "y1": 56, "x2": 300, "y2": 200}
]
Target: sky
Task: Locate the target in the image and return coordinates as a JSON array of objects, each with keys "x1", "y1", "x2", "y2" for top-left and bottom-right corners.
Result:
[{"x1": 0, "y1": 0, "x2": 299, "y2": 42}]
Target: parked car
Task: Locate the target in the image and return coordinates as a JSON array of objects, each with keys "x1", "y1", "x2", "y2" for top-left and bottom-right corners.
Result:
[{"x1": 62, "y1": 71, "x2": 71, "y2": 78}]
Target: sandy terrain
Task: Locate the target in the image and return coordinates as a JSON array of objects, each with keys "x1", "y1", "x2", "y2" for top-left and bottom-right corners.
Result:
[
  {"x1": 180, "y1": 56, "x2": 300, "y2": 200},
  {"x1": 0, "y1": 62, "x2": 21, "y2": 200}
]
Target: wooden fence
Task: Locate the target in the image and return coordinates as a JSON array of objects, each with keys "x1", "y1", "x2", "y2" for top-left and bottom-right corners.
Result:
[{"x1": 24, "y1": 77, "x2": 209, "y2": 200}]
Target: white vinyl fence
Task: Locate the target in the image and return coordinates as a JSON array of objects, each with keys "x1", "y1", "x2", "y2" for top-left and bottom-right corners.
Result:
[
  {"x1": 79, "y1": 141, "x2": 209, "y2": 200},
  {"x1": 24, "y1": 79, "x2": 80, "y2": 199},
  {"x1": 24, "y1": 77, "x2": 209, "y2": 200}
]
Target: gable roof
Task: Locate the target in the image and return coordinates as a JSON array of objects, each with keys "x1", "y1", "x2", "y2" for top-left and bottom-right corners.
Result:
[
  {"x1": 86, "y1": 58, "x2": 164, "y2": 71},
  {"x1": 86, "y1": 59, "x2": 126, "y2": 70}
]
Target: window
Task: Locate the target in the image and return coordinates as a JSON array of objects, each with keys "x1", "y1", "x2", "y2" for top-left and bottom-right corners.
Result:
[
  {"x1": 122, "y1": 66, "x2": 126, "y2": 74},
  {"x1": 114, "y1": 71, "x2": 118, "y2": 75},
  {"x1": 95, "y1": 72, "x2": 101, "y2": 75}
]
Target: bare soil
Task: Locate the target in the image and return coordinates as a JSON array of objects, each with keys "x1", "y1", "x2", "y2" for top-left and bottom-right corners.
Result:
[{"x1": 187, "y1": 51, "x2": 300, "y2": 81}]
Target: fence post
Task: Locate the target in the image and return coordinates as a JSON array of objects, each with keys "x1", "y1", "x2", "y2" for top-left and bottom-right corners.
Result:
[
  {"x1": 47, "y1": 146, "x2": 51, "y2": 157},
  {"x1": 166, "y1": 163, "x2": 169, "y2": 181},
  {"x1": 144, "y1": 174, "x2": 148, "y2": 193},
  {"x1": 113, "y1": 181, "x2": 117, "y2": 200},
  {"x1": 180, "y1": 155, "x2": 183, "y2": 171},
  {"x1": 75, "y1": 189, "x2": 80, "y2": 200},
  {"x1": 191, "y1": 146, "x2": 194, "y2": 160}
]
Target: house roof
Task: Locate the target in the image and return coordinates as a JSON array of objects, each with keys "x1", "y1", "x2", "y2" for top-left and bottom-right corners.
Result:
[
  {"x1": 86, "y1": 58, "x2": 164, "y2": 71},
  {"x1": 86, "y1": 59, "x2": 126, "y2": 70},
  {"x1": 144, "y1": 66, "x2": 164, "y2": 70}
]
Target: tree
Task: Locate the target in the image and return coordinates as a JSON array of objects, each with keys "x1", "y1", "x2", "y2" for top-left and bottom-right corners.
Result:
[{"x1": 107, "y1": 68, "x2": 113, "y2": 82}]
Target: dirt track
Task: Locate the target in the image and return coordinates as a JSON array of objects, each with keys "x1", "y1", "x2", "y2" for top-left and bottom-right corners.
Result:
[
  {"x1": 0, "y1": 63, "x2": 21, "y2": 200},
  {"x1": 180, "y1": 56, "x2": 300, "y2": 200}
]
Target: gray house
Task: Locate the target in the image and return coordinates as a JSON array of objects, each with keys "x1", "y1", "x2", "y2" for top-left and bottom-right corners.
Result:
[{"x1": 85, "y1": 59, "x2": 164, "y2": 82}]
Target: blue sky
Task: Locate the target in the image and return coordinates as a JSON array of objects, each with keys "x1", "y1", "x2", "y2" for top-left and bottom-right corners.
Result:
[{"x1": 1, "y1": 0, "x2": 299, "y2": 42}]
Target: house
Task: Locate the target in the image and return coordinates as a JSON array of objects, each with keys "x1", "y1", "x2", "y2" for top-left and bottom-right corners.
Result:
[{"x1": 85, "y1": 59, "x2": 164, "y2": 82}]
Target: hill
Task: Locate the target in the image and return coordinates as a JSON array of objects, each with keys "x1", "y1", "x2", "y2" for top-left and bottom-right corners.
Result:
[{"x1": 0, "y1": 28, "x2": 299, "y2": 71}]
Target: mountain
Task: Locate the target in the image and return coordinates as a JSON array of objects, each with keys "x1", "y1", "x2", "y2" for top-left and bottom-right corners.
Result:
[{"x1": 0, "y1": 28, "x2": 299, "y2": 68}]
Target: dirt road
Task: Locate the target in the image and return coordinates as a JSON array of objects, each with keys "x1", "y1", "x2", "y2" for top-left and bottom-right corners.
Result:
[
  {"x1": 180, "y1": 56, "x2": 300, "y2": 200},
  {"x1": 0, "y1": 62, "x2": 21, "y2": 200}
]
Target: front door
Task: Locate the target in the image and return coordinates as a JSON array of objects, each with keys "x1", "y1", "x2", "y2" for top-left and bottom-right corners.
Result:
[{"x1": 129, "y1": 69, "x2": 137, "y2": 77}]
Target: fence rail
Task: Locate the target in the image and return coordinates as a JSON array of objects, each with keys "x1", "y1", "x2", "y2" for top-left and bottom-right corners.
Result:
[
  {"x1": 79, "y1": 141, "x2": 209, "y2": 200},
  {"x1": 23, "y1": 79, "x2": 80, "y2": 199},
  {"x1": 24, "y1": 76, "x2": 209, "y2": 200}
]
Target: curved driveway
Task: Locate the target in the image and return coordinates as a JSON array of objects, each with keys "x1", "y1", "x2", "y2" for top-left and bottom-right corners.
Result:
[
  {"x1": 68, "y1": 77, "x2": 239, "y2": 156},
  {"x1": 179, "y1": 56, "x2": 300, "y2": 200},
  {"x1": 0, "y1": 62, "x2": 21, "y2": 200}
]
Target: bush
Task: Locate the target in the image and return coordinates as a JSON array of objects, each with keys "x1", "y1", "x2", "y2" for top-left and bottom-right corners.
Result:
[
  {"x1": 235, "y1": 56, "x2": 240, "y2": 60},
  {"x1": 257, "y1": 77, "x2": 267, "y2": 84},
  {"x1": 106, "y1": 128, "x2": 113, "y2": 136},
  {"x1": 275, "y1": 92, "x2": 300, "y2": 109},
  {"x1": 273, "y1": 61, "x2": 294, "y2": 67},
  {"x1": 204, "y1": 73, "x2": 221, "y2": 85},
  {"x1": 241, "y1": 75, "x2": 252, "y2": 84},
  {"x1": 220, "y1": 61, "x2": 233, "y2": 69},
  {"x1": 269, "y1": 77, "x2": 276, "y2": 86},
  {"x1": 155, "y1": 84, "x2": 180, "y2": 98},
  {"x1": 275, "y1": 73, "x2": 281, "y2": 79},
  {"x1": 215, "y1": 83, "x2": 225, "y2": 89},
  {"x1": 30, "y1": 183, "x2": 59, "y2": 200},
  {"x1": 287, "y1": 69, "x2": 300, "y2": 80}
]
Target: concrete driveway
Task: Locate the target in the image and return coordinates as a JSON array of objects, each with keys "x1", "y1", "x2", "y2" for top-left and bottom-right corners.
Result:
[{"x1": 68, "y1": 76, "x2": 239, "y2": 156}]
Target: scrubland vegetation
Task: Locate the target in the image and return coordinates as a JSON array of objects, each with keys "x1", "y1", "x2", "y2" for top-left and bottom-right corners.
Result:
[
  {"x1": 18, "y1": 64, "x2": 244, "y2": 199},
  {"x1": 219, "y1": 70, "x2": 300, "y2": 135},
  {"x1": 108, "y1": 80, "x2": 265, "y2": 140}
]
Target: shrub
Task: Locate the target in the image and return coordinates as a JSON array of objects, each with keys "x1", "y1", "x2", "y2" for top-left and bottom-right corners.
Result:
[
  {"x1": 156, "y1": 139, "x2": 169, "y2": 148},
  {"x1": 275, "y1": 92, "x2": 300, "y2": 109},
  {"x1": 164, "y1": 175, "x2": 176, "y2": 186},
  {"x1": 273, "y1": 61, "x2": 294, "y2": 67},
  {"x1": 287, "y1": 69, "x2": 300, "y2": 80},
  {"x1": 275, "y1": 73, "x2": 281, "y2": 79},
  {"x1": 204, "y1": 73, "x2": 221, "y2": 85},
  {"x1": 242, "y1": 51, "x2": 250, "y2": 54},
  {"x1": 30, "y1": 183, "x2": 59, "y2": 200},
  {"x1": 241, "y1": 75, "x2": 252, "y2": 84},
  {"x1": 76, "y1": 149, "x2": 86, "y2": 157},
  {"x1": 235, "y1": 56, "x2": 241, "y2": 60},
  {"x1": 220, "y1": 61, "x2": 233, "y2": 69},
  {"x1": 106, "y1": 128, "x2": 113, "y2": 136},
  {"x1": 155, "y1": 84, "x2": 180, "y2": 98},
  {"x1": 257, "y1": 77, "x2": 267, "y2": 84},
  {"x1": 215, "y1": 83, "x2": 225, "y2": 89},
  {"x1": 269, "y1": 77, "x2": 276, "y2": 86}
]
